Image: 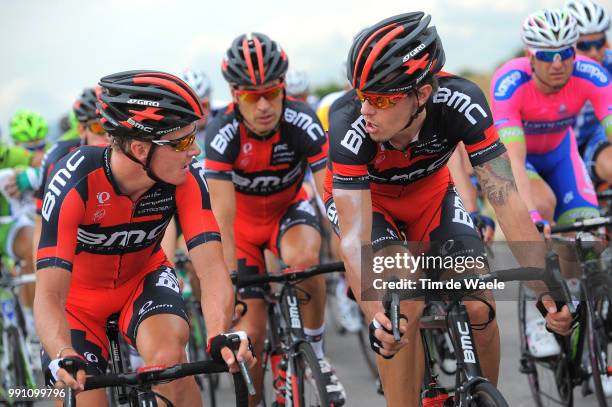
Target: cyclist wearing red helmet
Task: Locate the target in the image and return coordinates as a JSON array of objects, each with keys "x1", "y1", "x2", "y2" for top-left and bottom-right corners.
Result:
[
  {"x1": 34, "y1": 70, "x2": 254, "y2": 407},
  {"x1": 326, "y1": 12, "x2": 572, "y2": 405},
  {"x1": 205, "y1": 33, "x2": 346, "y2": 406}
]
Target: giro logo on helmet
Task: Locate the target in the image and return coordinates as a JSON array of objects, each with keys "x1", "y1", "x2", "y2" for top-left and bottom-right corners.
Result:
[
  {"x1": 127, "y1": 99, "x2": 160, "y2": 107},
  {"x1": 402, "y1": 43, "x2": 426, "y2": 63}
]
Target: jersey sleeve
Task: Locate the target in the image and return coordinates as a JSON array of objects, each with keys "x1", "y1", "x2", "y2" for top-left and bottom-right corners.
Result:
[
  {"x1": 574, "y1": 57, "x2": 612, "y2": 138},
  {"x1": 490, "y1": 59, "x2": 531, "y2": 144},
  {"x1": 0, "y1": 145, "x2": 32, "y2": 168},
  {"x1": 176, "y1": 159, "x2": 221, "y2": 251},
  {"x1": 436, "y1": 77, "x2": 506, "y2": 167},
  {"x1": 286, "y1": 102, "x2": 328, "y2": 172},
  {"x1": 328, "y1": 96, "x2": 374, "y2": 190},
  {"x1": 36, "y1": 150, "x2": 88, "y2": 272},
  {"x1": 203, "y1": 111, "x2": 240, "y2": 181}
]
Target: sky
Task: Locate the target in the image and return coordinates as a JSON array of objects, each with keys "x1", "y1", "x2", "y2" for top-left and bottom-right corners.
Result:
[{"x1": 1, "y1": 0, "x2": 611, "y2": 138}]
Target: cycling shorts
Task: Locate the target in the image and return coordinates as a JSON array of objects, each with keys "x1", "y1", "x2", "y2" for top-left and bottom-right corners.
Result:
[
  {"x1": 524, "y1": 129, "x2": 599, "y2": 224},
  {"x1": 579, "y1": 125, "x2": 610, "y2": 186},
  {"x1": 0, "y1": 213, "x2": 33, "y2": 262},
  {"x1": 236, "y1": 197, "x2": 320, "y2": 300},
  {"x1": 41, "y1": 264, "x2": 188, "y2": 381}
]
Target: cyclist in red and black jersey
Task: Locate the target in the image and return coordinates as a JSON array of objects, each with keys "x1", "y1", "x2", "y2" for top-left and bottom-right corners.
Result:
[
  {"x1": 205, "y1": 33, "x2": 346, "y2": 406},
  {"x1": 326, "y1": 13, "x2": 573, "y2": 406},
  {"x1": 33, "y1": 87, "x2": 111, "y2": 257},
  {"x1": 34, "y1": 71, "x2": 254, "y2": 407}
]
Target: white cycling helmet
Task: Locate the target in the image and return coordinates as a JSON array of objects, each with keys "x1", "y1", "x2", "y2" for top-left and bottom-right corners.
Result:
[
  {"x1": 180, "y1": 69, "x2": 212, "y2": 100},
  {"x1": 566, "y1": 0, "x2": 611, "y2": 35},
  {"x1": 522, "y1": 8, "x2": 580, "y2": 49},
  {"x1": 285, "y1": 70, "x2": 310, "y2": 96}
]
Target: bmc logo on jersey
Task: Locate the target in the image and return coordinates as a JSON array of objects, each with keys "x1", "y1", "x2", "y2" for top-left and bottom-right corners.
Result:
[
  {"x1": 493, "y1": 70, "x2": 530, "y2": 100},
  {"x1": 433, "y1": 88, "x2": 488, "y2": 125},
  {"x1": 42, "y1": 150, "x2": 86, "y2": 222},
  {"x1": 574, "y1": 60, "x2": 610, "y2": 87},
  {"x1": 210, "y1": 119, "x2": 239, "y2": 155},
  {"x1": 77, "y1": 221, "x2": 168, "y2": 253},
  {"x1": 284, "y1": 108, "x2": 324, "y2": 141},
  {"x1": 340, "y1": 116, "x2": 368, "y2": 155}
]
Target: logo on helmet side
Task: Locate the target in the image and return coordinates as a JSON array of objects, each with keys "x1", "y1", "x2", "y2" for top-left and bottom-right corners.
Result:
[
  {"x1": 127, "y1": 99, "x2": 160, "y2": 107},
  {"x1": 402, "y1": 44, "x2": 426, "y2": 63}
]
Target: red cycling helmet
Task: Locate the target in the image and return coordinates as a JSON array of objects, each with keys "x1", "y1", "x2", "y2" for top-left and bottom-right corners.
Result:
[
  {"x1": 221, "y1": 33, "x2": 289, "y2": 86},
  {"x1": 97, "y1": 70, "x2": 203, "y2": 140},
  {"x1": 348, "y1": 12, "x2": 445, "y2": 94}
]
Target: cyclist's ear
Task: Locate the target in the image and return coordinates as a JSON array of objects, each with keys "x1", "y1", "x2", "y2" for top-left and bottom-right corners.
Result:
[{"x1": 416, "y1": 84, "x2": 433, "y2": 106}]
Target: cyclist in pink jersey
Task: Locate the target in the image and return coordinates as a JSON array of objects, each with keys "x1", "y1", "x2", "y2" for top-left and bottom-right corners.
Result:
[{"x1": 491, "y1": 8, "x2": 612, "y2": 228}]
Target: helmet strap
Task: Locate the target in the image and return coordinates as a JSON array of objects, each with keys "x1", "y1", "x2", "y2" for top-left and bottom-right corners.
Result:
[
  {"x1": 400, "y1": 89, "x2": 426, "y2": 131},
  {"x1": 120, "y1": 140, "x2": 167, "y2": 184}
]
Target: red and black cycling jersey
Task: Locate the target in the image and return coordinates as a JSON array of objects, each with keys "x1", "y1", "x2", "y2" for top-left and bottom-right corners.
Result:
[
  {"x1": 204, "y1": 100, "x2": 327, "y2": 221},
  {"x1": 326, "y1": 74, "x2": 505, "y2": 195},
  {"x1": 35, "y1": 138, "x2": 83, "y2": 213},
  {"x1": 36, "y1": 145, "x2": 220, "y2": 288}
]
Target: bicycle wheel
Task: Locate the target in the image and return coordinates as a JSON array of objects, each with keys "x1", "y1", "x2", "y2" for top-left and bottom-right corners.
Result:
[
  {"x1": 466, "y1": 382, "x2": 509, "y2": 407},
  {"x1": 291, "y1": 342, "x2": 330, "y2": 407},
  {"x1": 587, "y1": 273, "x2": 612, "y2": 406},
  {"x1": 7, "y1": 327, "x2": 34, "y2": 407},
  {"x1": 518, "y1": 282, "x2": 573, "y2": 407}
]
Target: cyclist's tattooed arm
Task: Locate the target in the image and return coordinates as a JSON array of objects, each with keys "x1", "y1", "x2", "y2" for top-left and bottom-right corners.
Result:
[{"x1": 473, "y1": 152, "x2": 544, "y2": 262}]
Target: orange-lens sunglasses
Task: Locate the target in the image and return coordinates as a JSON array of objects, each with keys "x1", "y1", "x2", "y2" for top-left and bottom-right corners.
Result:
[
  {"x1": 151, "y1": 127, "x2": 197, "y2": 152},
  {"x1": 234, "y1": 83, "x2": 285, "y2": 103},
  {"x1": 355, "y1": 89, "x2": 408, "y2": 109}
]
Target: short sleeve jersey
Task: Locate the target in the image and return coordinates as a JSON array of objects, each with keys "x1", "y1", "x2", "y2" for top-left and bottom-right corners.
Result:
[
  {"x1": 574, "y1": 50, "x2": 612, "y2": 147},
  {"x1": 327, "y1": 73, "x2": 505, "y2": 196},
  {"x1": 35, "y1": 138, "x2": 82, "y2": 213},
  {"x1": 204, "y1": 100, "x2": 327, "y2": 222},
  {"x1": 37, "y1": 146, "x2": 220, "y2": 288},
  {"x1": 491, "y1": 56, "x2": 612, "y2": 154}
]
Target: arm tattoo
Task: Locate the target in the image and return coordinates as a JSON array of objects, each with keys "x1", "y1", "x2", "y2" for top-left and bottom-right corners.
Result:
[{"x1": 473, "y1": 153, "x2": 517, "y2": 206}]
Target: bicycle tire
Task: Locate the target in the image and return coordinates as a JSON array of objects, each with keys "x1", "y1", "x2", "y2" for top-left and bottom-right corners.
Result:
[
  {"x1": 7, "y1": 327, "x2": 34, "y2": 407},
  {"x1": 586, "y1": 273, "x2": 612, "y2": 407},
  {"x1": 291, "y1": 342, "x2": 330, "y2": 407},
  {"x1": 518, "y1": 282, "x2": 573, "y2": 407},
  {"x1": 467, "y1": 382, "x2": 509, "y2": 407}
]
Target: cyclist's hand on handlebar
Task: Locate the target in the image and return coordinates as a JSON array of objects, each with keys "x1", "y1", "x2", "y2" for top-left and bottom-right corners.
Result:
[
  {"x1": 530, "y1": 210, "x2": 551, "y2": 239},
  {"x1": 470, "y1": 212, "x2": 495, "y2": 242},
  {"x1": 208, "y1": 331, "x2": 257, "y2": 373},
  {"x1": 48, "y1": 356, "x2": 87, "y2": 393},
  {"x1": 369, "y1": 312, "x2": 409, "y2": 359},
  {"x1": 542, "y1": 299, "x2": 572, "y2": 336}
]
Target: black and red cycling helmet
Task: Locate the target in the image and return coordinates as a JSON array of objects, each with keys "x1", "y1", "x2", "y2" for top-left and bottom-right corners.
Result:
[
  {"x1": 73, "y1": 86, "x2": 102, "y2": 123},
  {"x1": 97, "y1": 70, "x2": 203, "y2": 139},
  {"x1": 348, "y1": 12, "x2": 445, "y2": 94},
  {"x1": 221, "y1": 33, "x2": 289, "y2": 86}
]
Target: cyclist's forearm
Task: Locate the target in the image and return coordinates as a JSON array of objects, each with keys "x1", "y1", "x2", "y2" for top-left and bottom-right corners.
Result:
[
  {"x1": 34, "y1": 290, "x2": 74, "y2": 358},
  {"x1": 340, "y1": 238, "x2": 382, "y2": 322},
  {"x1": 191, "y1": 242, "x2": 233, "y2": 336}
]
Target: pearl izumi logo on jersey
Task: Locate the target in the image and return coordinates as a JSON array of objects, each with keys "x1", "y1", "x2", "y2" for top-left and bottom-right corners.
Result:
[{"x1": 42, "y1": 150, "x2": 86, "y2": 221}]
